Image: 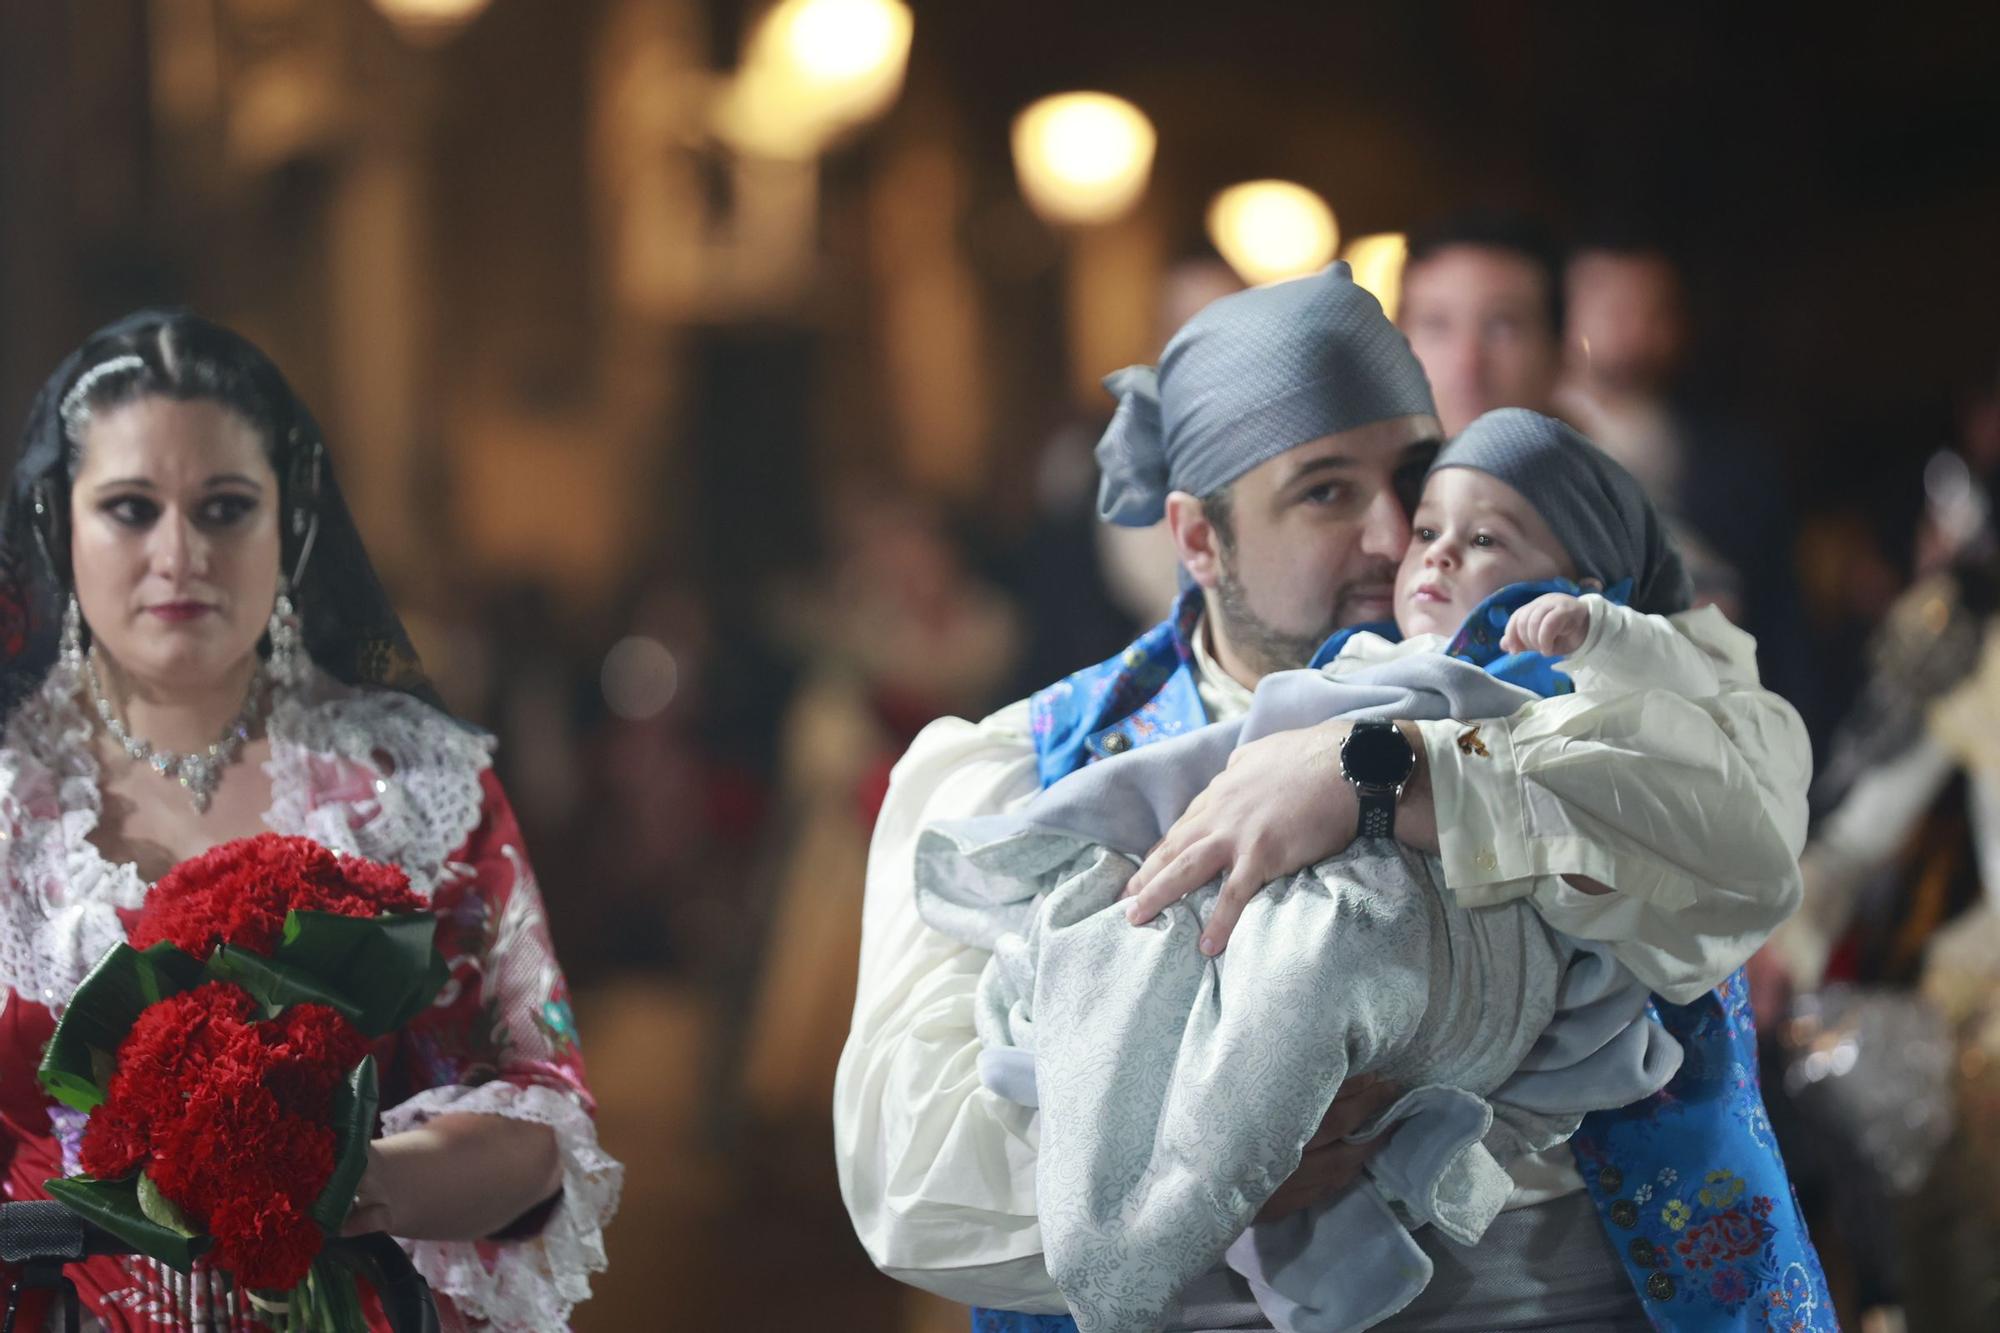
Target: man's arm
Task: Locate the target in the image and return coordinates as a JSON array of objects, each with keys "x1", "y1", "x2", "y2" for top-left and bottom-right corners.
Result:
[
  {"x1": 1125, "y1": 616, "x2": 1808, "y2": 999},
  {"x1": 837, "y1": 701, "x2": 1405, "y2": 1304},
  {"x1": 833, "y1": 702, "x2": 1071, "y2": 1311}
]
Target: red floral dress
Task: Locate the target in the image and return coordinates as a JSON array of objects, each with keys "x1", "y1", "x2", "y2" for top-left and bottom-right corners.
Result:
[{"x1": 0, "y1": 671, "x2": 621, "y2": 1331}]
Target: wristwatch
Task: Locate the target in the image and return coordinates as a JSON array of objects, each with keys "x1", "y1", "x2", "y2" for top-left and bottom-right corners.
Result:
[{"x1": 1339, "y1": 720, "x2": 1416, "y2": 840}]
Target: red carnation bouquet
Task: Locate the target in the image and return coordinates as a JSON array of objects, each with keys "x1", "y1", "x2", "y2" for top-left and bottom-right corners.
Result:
[{"x1": 38, "y1": 834, "x2": 447, "y2": 1330}]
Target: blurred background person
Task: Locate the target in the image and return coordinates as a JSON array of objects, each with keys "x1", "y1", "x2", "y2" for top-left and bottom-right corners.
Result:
[
  {"x1": 740, "y1": 483, "x2": 1019, "y2": 1132},
  {"x1": 1397, "y1": 210, "x2": 1567, "y2": 435},
  {"x1": 1560, "y1": 229, "x2": 1821, "y2": 732},
  {"x1": 1753, "y1": 351, "x2": 2000, "y2": 1332}
]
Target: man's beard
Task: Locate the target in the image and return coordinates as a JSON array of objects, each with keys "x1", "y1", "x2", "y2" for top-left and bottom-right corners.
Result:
[{"x1": 1211, "y1": 561, "x2": 1398, "y2": 679}]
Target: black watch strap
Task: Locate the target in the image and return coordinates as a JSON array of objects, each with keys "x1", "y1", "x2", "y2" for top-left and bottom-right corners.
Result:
[{"x1": 1357, "y1": 790, "x2": 1397, "y2": 839}]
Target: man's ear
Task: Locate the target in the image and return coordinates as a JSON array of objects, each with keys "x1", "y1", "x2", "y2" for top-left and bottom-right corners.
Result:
[{"x1": 1164, "y1": 491, "x2": 1222, "y2": 590}]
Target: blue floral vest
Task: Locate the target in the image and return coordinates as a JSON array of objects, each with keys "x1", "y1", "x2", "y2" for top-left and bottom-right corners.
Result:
[{"x1": 977, "y1": 586, "x2": 1834, "y2": 1332}]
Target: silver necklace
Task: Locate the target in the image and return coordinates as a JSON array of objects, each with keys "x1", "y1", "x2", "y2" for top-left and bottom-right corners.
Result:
[{"x1": 85, "y1": 653, "x2": 266, "y2": 814}]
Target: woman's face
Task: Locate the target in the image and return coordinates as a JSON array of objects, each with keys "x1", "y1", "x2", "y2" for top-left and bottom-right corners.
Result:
[{"x1": 69, "y1": 396, "x2": 282, "y2": 692}]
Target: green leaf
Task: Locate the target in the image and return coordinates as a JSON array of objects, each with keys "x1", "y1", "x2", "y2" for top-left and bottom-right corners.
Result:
[
  {"x1": 310, "y1": 1056, "x2": 380, "y2": 1236},
  {"x1": 43, "y1": 1174, "x2": 208, "y2": 1272},
  {"x1": 276, "y1": 911, "x2": 448, "y2": 1038},
  {"x1": 136, "y1": 1170, "x2": 199, "y2": 1238},
  {"x1": 38, "y1": 942, "x2": 206, "y2": 1112},
  {"x1": 203, "y1": 946, "x2": 366, "y2": 1026}
]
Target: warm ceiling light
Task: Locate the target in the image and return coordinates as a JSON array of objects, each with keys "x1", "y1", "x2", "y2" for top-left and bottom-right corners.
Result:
[
  {"x1": 1206, "y1": 180, "x2": 1339, "y2": 286},
  {"x1": 1341, "y1": 231, "x2": 1408, "y2": 320},
  {"x1": 1011, "y1": 92, "x2": 1156, "y2": 226},
  {"x1": 714, "y1": 0, "x2": 914, "y2": 159},
  {"x1": 371, "y1": 0, "x2": 492, "y2": 45}
]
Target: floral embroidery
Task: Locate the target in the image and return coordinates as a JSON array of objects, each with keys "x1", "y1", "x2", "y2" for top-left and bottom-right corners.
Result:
[
  {"x1": 1028, "y1": 590, "x2": 1203, "y2": 787},
  {"x1": 1710, "y1": 1268, "x2": 1751, "y2": 1303},
  {"x1": 1576, "y1": 973, "x2": 1834, "y2": 1327},
  {"x1": 1675, "y1": 1208, "x2": 1771, "y2": 1269},
  {"x1": 1698, "y1": 1169, "x2": 1745, "y2": 1209}
]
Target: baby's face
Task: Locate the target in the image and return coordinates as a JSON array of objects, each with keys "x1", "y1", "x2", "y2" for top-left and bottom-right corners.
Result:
[{"x1": 1395, "y1": 467, "x2": 1577, "y2": 638}]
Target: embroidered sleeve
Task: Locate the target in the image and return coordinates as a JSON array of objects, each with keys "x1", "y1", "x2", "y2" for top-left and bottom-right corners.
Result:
[{"x1": 378, "y1": 771, "x2": 621, "y2": 1333}]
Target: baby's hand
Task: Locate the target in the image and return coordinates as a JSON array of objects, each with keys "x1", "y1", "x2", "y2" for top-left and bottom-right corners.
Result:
[{"x1": 1501, "y1": 593, "x2": 1591, "y2": 657}]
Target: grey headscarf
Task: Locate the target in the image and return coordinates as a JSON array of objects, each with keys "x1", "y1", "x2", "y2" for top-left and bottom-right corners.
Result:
[
  {"x1": 1095, "y1": 262, "x2": 1437, "y2": 526},
  {"x1": 1430, "y1": 408, "x2": 1693, "y2": 615}
]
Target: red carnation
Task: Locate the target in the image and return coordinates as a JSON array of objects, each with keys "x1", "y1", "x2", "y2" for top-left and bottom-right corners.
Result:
[
  {"x1": 130, "y1": 833, "x2": 423, "y2": 958},
  {"x1": 78, "y1": 981, "x2": 368, "y2": 1291},
  {"x1": 50, "y1": 834, "x2": 440, "y2": 1302}
]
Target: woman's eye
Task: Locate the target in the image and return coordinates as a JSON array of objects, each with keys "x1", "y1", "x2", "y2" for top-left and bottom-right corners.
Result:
[
  {"x1": 199, "y1": 495, "x2": 258, "y2": 526},
  {"x1": 102, "y1": 497, "x2": 159, "y2": 526}
]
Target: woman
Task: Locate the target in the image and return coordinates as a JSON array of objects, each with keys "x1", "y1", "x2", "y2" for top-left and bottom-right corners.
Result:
[{"x1": 0, "y1": 310, "x2": 621, "y2": 1331}]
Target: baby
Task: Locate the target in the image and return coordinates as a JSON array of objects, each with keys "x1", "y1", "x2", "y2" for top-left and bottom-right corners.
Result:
[
  {"x1": 1332, "y1": 405, "x2": 1724, "y2": 727},
  {"x1": 911, "y1": 409, "x2": 1779, "y2": 1333}
]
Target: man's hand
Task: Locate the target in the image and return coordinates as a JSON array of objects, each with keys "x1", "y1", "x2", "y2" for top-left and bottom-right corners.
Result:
[
  {"x1": 1500, "y1": 592, "x2": 1590, "y2": 657},
  {"x1": 1255, "y1": 1075, "x2": 1402, "y2": 1221},
  {"x1": 1122, "y1": 719, "x2": 1361, "y2": 954}
]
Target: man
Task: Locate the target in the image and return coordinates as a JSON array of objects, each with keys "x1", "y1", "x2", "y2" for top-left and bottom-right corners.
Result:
[
  {"x1": 1398, "y1": 212, "x2": 1567, "y2": 435},
  {"x1": 1558, "y1": 233, "x2": 1819, "y2": 734},
  {"x1": 835, "y1": 264, "x2": 1828, "y2": 1329}
]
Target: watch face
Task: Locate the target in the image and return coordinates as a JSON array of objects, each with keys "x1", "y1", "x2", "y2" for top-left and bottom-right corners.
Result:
[{"x1": 1342, "y1": 724, "x2": 1415, "y2": 787}]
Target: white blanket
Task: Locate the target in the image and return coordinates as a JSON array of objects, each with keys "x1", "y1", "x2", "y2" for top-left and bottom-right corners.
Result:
[{"x1": 915, "y1": 656, "x2": 1683, "y2": 1333}]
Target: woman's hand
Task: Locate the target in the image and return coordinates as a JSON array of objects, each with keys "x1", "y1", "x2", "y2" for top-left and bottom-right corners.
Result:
[{"x1": 341, "y1": 1113, "x2": 562, "y2": 1241}]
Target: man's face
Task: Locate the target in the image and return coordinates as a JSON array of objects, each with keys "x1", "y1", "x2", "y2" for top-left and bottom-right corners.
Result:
[
  {"x1": 1172, "y1": 413, "x2": 1442, "y2": 679},
  {"x1": 1400, "y1": 245, "x2": 1561, "y2": 435},
  {"x1": 1565, "y1": 250, "x2": 1687, "y2": 397}
]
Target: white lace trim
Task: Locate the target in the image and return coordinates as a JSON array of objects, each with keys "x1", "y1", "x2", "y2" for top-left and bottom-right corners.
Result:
[
  {"x1": 263, "y1": 678, "x2": 495, "y2": 900},
  {"x1": 380, "y1": 1081, "x2": 623, "y2": 1333},
  {"x1": 0, "y1": 659, "x2": 148, "y2": 1011},
  {"x1": 0, "y1": 669, "x2": 494, "y2": 1007}
]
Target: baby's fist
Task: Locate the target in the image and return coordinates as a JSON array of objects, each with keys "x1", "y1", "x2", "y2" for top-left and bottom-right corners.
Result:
[{"x1": 1501, "y1": 593, "x2": 1590, "y2": 657}]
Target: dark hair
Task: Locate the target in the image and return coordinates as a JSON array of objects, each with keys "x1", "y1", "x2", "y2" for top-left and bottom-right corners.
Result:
[
  {"x1": 1201, "y1": 486, "x2": 1236, "y2": 552},
  {"x1": 1566, "y1": 216, "x2": 1682, "y2": 269},
  {"x1": 1404, "y1": 210, "x2": 1566, "y2": 336},
  {"x1": 47, "y1": 313, "x2": 322, "y2": 586}
]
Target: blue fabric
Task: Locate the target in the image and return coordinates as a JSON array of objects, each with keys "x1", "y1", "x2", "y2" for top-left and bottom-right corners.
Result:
[
  {"x1": 1440, "y1": 576, "x2": 1632, "y2": 697},
  {"x1": 979, "y1": 591, "x2": 1831, "y2": 1333},
  {"x1": 1306, "y1": 577, "x2": 1634, "y2": 696},
  {"x1": 1027, "y1": 587, "x2": 1206, "y2": 788}
]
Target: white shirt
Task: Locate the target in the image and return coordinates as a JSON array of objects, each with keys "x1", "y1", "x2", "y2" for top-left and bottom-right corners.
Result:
[{"x1": 833, "y1": 600, "x2": 1810, "y2": 1310}]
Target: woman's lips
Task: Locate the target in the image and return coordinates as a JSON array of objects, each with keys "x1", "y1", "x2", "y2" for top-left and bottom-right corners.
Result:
[{"x1": 147, "y1": 602, "x2": 216, "y2": 623}]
